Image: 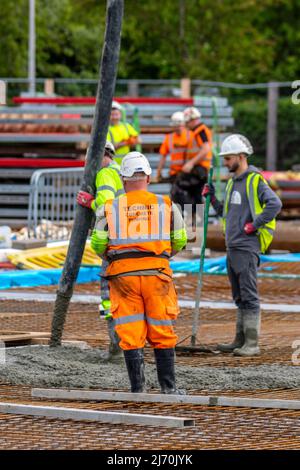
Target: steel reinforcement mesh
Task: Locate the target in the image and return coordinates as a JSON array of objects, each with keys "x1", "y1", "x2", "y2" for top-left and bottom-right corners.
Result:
[
  {"x1": 0, "y1": 268, "x2": 300, "y2": 366},
  {"x1": 0, "y1": 269, "x2": 299, "y2": 449},
  {"x1": 0, "y1": 383, "x2": 299, "y2": 450}
]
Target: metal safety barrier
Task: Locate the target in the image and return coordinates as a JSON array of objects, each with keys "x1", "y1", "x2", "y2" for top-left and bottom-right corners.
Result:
[
  {"x1": 26, "y1": 166, "x2": 173, "y2": 241},
  {"x1": 27, "y1": 168, "x2": 84, "y2": 240}
]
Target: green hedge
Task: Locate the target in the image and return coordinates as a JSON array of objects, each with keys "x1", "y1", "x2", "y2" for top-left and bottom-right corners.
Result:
[{"x1": 233, "y1": 97, "x2": 300, "y2": 171}]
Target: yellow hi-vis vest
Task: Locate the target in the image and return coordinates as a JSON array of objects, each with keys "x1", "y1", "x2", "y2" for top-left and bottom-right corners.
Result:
[{"x1": 222, "y1": 172, "x2": 276, "y2": 253}]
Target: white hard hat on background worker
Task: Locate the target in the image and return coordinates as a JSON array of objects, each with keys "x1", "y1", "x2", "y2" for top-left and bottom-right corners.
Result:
[
  {"x1": 219, "y1": 134, "x2": 253, "y2": 156},
  {"x1": 170, "y1": 111, "x2": 185, "y2": 126},
  {"x1": 104, "y1": 141, "x2": 116, "y2": 157},
  {"x1": 183, "y1": 107, "x2": 201, "y2": 122},
  {"x1": 111, "y1": 100, "x2": 123, "y2": 111}
]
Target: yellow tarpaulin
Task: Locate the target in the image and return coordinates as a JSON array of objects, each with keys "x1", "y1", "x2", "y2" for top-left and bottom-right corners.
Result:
[{"x1": 8, "y1": 242, "x2": 101, "y2": 270}]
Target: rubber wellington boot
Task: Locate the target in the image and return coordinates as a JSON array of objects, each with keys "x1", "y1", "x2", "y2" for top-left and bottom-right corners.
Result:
[
  {"x1": 217, "y1": 309, "x2": 244, "y2": 352},
  {"x1": 123, "y1": 348, "x2": 145, "y2": 393},
  {"x1": 233, "y1": 309, "x2": 261, "y2": 357},
  {"x1": 102, "y1": 316, "x2": 123, "y2": 362},
  {"x1": 154, "y1": 348, "x2": 185, "y2": 395}
]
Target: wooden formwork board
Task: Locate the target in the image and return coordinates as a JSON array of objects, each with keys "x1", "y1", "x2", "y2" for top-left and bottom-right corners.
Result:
[{"x1": 0, "y1": 331, "x2": 50, "y2": 346}]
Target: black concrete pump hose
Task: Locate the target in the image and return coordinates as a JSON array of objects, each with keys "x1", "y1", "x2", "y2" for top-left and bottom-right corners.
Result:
[{"x1": 50, "y1": 0, "x2": 124, "y2": 347}]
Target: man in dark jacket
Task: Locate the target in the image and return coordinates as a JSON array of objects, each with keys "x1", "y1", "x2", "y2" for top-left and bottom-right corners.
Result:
[{"x1": 202, "y1": 134, "x2": 282, "y2": 356}]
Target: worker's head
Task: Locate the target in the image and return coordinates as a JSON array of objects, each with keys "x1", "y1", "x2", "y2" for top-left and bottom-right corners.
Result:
[
  {"x1": 101, "y1": 141, "x2": 116, "y2": 168},
  {"x1": 220, "y1": 134, "x2": 253, "y2": 173},
  {"x1": 120, "y1": 151, "x2": 152, "y2": 191},
  {"x1": 183, "y1": 107, "x2": 201, "y2": 129},
  {"x1": 110, "y1": 101, "x2": 123, "y2": 125},
  {"x1": 170, "y1": 111, "x2": 185, "y2": 132}
]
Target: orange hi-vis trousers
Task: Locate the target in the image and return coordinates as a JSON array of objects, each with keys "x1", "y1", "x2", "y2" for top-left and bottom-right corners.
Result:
[{"x1": 108, "y1": 273, "x2": 179, "y2": 350}]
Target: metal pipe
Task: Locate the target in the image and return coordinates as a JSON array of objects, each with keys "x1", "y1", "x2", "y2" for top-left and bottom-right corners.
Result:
[{"x1": 28, "y1": 0, "x2": 36, "y2": 95}]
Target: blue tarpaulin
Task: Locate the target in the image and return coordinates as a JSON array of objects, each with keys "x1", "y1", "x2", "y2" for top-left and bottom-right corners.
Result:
[
  {"x1": 1, "y1": 253, "x2": 300, "y2": 289},
  {"x1": 0, "y1": 267, "x2": 100, "y2": 290},
  {"x1": 170, "y1": 253, "x2": 300, "y2": 273}
]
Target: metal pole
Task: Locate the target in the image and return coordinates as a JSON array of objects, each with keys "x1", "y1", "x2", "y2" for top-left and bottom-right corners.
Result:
[
  {"x1": 190, "y1": 165, "x2": 213, "y2": 347},
  {"x1": 50, "y1": 0, "x2": 124, "y2": 346},
  {"x1": 28, "y1": 0, "x2": 36, "y2": 95},
  {"x1": 266, "y1": 82, "x2": 279, "y2": 171},
  {"x1": 212, "y1": 97, "x2": 221, "y2": 200},
  {"x1": 190, "y1": 101, "x2": 217, "y2": 347},
  {"x1": 128, "y1": 80, "x2": 139, "y2": 97}
]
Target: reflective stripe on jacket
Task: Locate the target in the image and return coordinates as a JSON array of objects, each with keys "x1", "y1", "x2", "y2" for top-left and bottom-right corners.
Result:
[
  {"x1": 159, "y1": 129, "x2": 194, "y2": 175},
  {"x1": 188, "y1": 123, "x2": 213, "y2": 169},
  {"x1": 104, "y1": 191, "x2": 172, "y2": 276},
  {"x1": 107, "y1": 121, "x2": 139, "y2": 161},
  {"x1": 91, "y1": 161, "x2": 124, "y2": 213},
  {"x1": 222, "y1": 172, "x2": 276, "y2": 253}
]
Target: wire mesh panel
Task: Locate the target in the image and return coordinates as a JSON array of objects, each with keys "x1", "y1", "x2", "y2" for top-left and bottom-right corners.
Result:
[{"x1": 27, "y1": 168, "x2": 84, "y2": 240}]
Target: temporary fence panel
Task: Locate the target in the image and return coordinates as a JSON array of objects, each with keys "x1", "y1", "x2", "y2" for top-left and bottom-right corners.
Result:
[
  {"x1": 27, "y1": 167, "x2": 172, "y2": 241},
  {"x1": 27, "y1": 168, "x2": 84, "y2": 241}
]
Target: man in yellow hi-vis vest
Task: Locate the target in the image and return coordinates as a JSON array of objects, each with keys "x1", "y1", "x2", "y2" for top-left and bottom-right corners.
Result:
[
  {"x1": 91, "y1": 152, "x2": 187, "y2": 393},
  {"x1": 77, "y1": 142, "x2": 124, "y2": 361},
  {"x1": 202, "y1": 134, "x2": 282, "y2": 357},
  {"x1": 107, "y1": 101, "x2": 141, "y2": 165}
]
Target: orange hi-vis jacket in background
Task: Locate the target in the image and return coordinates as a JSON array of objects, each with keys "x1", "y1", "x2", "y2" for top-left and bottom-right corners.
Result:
[
  {"x1": 104, "y1": 190, "x2": 172, "y2": 277},
  {"x1": 159, "y1": 128, "x2": 194, "y2": 175},
  {"x1": 189, "y1": 123, "x2": 213, "y2": 170}
]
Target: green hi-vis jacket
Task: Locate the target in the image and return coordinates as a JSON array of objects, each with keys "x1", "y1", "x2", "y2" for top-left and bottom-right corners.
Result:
[
  {"x1": 91, "y1": 161, "x2": 125, "y2": 213},
  {"x1": 223, "y1": 172, "x2": 277, "y2": 254}
]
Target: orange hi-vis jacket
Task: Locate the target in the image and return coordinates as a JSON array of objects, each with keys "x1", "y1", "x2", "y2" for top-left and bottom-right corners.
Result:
[
  {"x1": 104, "y1": 190, "x2": 172, "y2": 277},
  {"x1": 159, "y1": 128, "x2": 194, "y2": 175},
  {"x1": 189, "y1": 123, "x2": 213, "y2": 170}
]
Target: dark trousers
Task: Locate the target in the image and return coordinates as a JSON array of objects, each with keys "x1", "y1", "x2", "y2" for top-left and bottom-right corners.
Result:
[
  {"x1": 170, "y1": 166, "x2": 207, "y2": 215},
  {"x1": 100, "y1": 259, "x2": 110, "y2": 304},
  {"x1": 226, "y1": 250, "x2": 260, "y2": 311}
]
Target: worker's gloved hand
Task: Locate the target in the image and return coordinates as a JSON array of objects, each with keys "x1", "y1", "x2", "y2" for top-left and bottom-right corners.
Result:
[
  {"x1": 76, "y1": 190, "x2": 94, "y2": 209},
  {"x1": 202, "y1": 183, "x2": 216, "y2": 203},
  {"x1": 124, "y1": 136, "x2": 138, "y2": 146},
  {"x1": 244, "y1": 222, "x2": 256, "y2": 235}
]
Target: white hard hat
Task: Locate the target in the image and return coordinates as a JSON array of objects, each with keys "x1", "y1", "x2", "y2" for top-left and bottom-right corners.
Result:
[
  {"x1": 120, "y1": 151, "x2": 152, "y2": 177},
  {"x1": 183, "y1": 106, "x2": 201, "y2": 122},
  {"x1": 219, "y1": 134, "x2": 253, "y2": 156},
  {"x1": 104, "y1": 141, "x2": 115, "y2": 157},
  {"x1": 111, "y1": 100, "x2": 122, "y2": 111},
  {"x1": 170, "y1": 111, "x2": 185, "y2": 125}
]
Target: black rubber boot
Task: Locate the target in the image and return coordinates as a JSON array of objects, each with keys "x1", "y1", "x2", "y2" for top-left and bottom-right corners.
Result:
[
  {"x1": 154, "y1": 348, "x2": 185, "y2": 395},
  {"x1": 123, "y1": 348, "x2": 145, "y2": 393}
]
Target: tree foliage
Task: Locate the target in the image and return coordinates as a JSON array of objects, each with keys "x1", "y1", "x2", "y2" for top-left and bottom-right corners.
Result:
[
  {"x1": 234, "y1": 96, "x2": 300, "y2": 170},
  {"x1": 0, "y1": 0, "x2": 299, "y2": 82}
]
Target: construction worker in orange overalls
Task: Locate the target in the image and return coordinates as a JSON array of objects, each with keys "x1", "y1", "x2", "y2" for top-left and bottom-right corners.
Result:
[
  {"x1": 91, "y1": 152, "x2": 187, "y2": 393},
  {"x1": 171, "y1": 107, "x2": 213, "y2": 217},
  {"x1": 157, "y1": 111, "x2": 194, "y2": 184}
]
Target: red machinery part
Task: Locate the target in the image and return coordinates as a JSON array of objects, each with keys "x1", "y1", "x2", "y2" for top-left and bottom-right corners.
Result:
[
  {"x1": 0, "y1": 158, "x2": 85, "y2": 168},
  {"x1": 12, "y1": 96, "x2": 194, "y2": 106}
]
